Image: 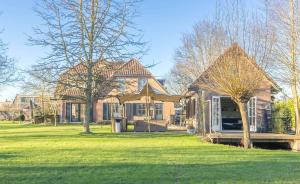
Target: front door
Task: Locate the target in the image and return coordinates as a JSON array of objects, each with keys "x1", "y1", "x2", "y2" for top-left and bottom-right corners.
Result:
[
  {"x1": 71, "y1": 103, "x2": 81, "y2": 122},
  {"x1": 211, "y1": 96, "x2": 221, "y2": 131}
]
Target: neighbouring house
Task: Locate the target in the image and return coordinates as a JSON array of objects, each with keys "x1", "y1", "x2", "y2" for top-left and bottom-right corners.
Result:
[
  {"x1": 12, "y1": 94, "x2": 52, "y2": 121},
  {"x1": 183, "y1": 44, "x2": 279, "y2": 134},
  {"x1": 56, "y1": 59, "x2": 178, "y2": 128},
  {"x1": 0, "y1": 100, "x2": 16, "y2": 120},
  {"x1": 12, "y1": 94, "x2": 40, "y2": 120}
]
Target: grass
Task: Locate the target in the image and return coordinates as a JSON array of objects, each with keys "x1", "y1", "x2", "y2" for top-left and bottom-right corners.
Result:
[{"x1": 1, "y1": 122, "x2": 300, "y2": 184}]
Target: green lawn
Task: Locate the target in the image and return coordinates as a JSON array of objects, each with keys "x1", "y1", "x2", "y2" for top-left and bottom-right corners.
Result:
[{"x1": 1, "y1": 122, "x2": 300, "y2": 184}]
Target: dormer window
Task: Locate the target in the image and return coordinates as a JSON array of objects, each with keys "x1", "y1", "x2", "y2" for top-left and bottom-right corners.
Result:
[
  {"x1": 117, "y1": 78, "x2": 126, "y2": 92},
  {"x1": 138, "y1": 78, "x2": 147, "y2": 91},
  {"x1": 20, "y1": 97, "x2": 26, "y2": 103}
]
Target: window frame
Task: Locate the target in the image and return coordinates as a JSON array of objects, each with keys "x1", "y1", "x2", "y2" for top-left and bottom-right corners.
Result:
[
  {"x1": 117, "y1": 78, "x2": 126, "y2": 92},
  {"x1": 154, "y1": 103, "x2": 163, "y2": 120},
  {"x1": 66, "y1": 103, "x2": 81, "y2": 122},
  {"x1": 136, "y1": 103, "x2": 146, "y2": 116},
  {"x1": 71, "y1": 103, "x2": 81, "y2": 122},
  {"x1": 247, "y1": 97, "x2": 257, "y2": 131},
  {"x1": 103, "y1": 103, "x2": 121, "y2": 120}
]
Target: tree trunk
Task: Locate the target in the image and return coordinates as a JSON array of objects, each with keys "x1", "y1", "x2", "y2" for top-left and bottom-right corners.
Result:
[
  {"x1": 196, "y1": 91, "x2": 205, "y2": 135},
  {"x1": 289, "y1": 0, "x2": 300, "y2": 135},
  {"x1": 54, "y1": 103, "x2": 57, "y2": 127},
  {"x1": 291, "y1": 85, "x2": 300, "y2": 134},
  {"x1": 42, "y1": 96, "x2": 45, "y2": 123},
  {"x1": 201, "y1": 91, "x2": 206, "y2": 136},
  {"x1": 238, "y1": 102, "x2": 252, "y2": 149},
  {"x1": 30, "y1": 99, "x2": 34, "y2": 122},
  {"x1": 84, "y1": 92, "x2": 92, "y2": 133},
  {"x1": 196, "y1": 92, "x2": 201, "y2": 134},
  {"x1": 111, "y1": 103, "x2": 115, "y2": 132}
]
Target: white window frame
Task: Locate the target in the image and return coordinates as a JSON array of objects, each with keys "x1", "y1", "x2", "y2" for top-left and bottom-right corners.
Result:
[
  {"x1": 247, "y1": 97, "x2": 257, "y2": 132},
  {"x1": 211, "y1": 96, "x2": 222, "y2": 131}
]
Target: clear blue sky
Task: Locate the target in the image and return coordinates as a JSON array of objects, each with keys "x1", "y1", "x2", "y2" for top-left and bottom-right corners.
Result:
[{"x1": 0, "y1": 0, "x2": 258, "y2": 101}]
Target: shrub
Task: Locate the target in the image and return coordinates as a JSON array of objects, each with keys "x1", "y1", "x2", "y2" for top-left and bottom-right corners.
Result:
[
  {"x1": 272, "y1": 100, "x2": 292, "y2": 133},
  {"x1": 20, "y1": 114, "x2": 25, "y2": 121},
  {"x1": 13, "y1": 114, "x2": 25, "y2": 121},
  {"x1": 34, "y1": 115, "x2": 60, "y2": 124}
]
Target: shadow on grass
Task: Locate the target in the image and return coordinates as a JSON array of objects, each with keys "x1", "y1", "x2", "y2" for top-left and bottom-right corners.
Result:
[
  {"x1": 0, "y1": 123, "x2": 60, "y2": 130},
  {"x1": 0, "y1": 122, "x2": 89, "y2": 130},
  {"x1": 1, "y1": 160, "x2": 300, "y2": 184},
  {"x1": 0, "y1": 152, "x2": 18, "y2": 160},
  {"x1": 87, "y1": 132, "x2": 190, "y2": 138},
  {"x1": 0, "y1": 131, "x2": 192, "y2": 142}
]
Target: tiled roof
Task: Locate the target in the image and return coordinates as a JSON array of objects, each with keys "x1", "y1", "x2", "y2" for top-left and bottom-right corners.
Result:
[
  {"x1": 63, "y1": 59, "x2": 152, "y2": 78},
  {"x1": 59, "y1": 88, "x2": 84, "y2": 98},
  {"x1": 65, "y1": 61, "x2": 125, "y2": 78},
  {"x1": 193, "y1": 43, "x2": 280, "y2": 91},
  {"x1": 113, "y1": 59, "x2": 152, "y2": 77},
  {"x1": 56, "y1": 59, "x2": 153, "y2": 98}
]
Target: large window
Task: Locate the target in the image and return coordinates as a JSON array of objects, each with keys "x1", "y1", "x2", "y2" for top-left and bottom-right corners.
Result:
[
  {"x1": 66, "y1": 103, "x2": 81, "y2": 122},
  {"x1": 20, "y1": 97, "x2": 26, "y2": 103},
  {"x1": 154, "y1": 103, "x2": 163, "y2": 120},
  {"x1": 71, "y1": 103, "x2": 81, "y2": 122},
  {"x1": 117, "y1": 78, "x2": 126, "y2": 92},
  {"x1": 136, "y1": 103, "x2": 146, "y2": 116},
  {"x1": 103, "y1": 103, "x2": 110, "y2": 120},
  {"x1": 125, "y1": 103, "x2": 164, "y2": 120},
  {"x1": 66, "y1": 103, "x2": 71, "y2": 121},
  {"x1": 103, "y1": 103, "x2": 121, "y2": 120},
  {"x1": 138, "y1": 78, "x2": 147, "y2": 91}
]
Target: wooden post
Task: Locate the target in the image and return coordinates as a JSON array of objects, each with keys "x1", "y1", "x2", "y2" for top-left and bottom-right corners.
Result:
[
  {"x1": 196, "y1": 91, "x2": 202, "y2": 134},
  {"x1": 122, "y1": 103, "x2": 127, "y2": 132},
  {"x1": 112, "y1": 118, "x2": 116, "y2": 132},
  {"x1": 146, "y1": 80, "x2": 150, "y2": 132},
  {"x1": 202, "y1": 91, "x2": 206, "y2": 136},
  {"x1": 54, "y1": 100, "x2": 57, "y2": 127},
  {"x1": 62, "y1": 101, "x2": 65, "y2": 124},
  {"x1": 111, "y1": 103, "x2": 115, "y2": 132}
]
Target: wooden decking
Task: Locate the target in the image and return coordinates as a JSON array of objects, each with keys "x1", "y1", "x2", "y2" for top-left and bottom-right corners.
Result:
[{"x1": 207, "y1": 132, "x2": 300, "y2": 143}]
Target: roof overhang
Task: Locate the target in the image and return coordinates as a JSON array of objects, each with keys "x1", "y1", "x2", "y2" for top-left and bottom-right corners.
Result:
[{"x1": 117, "y1": 84, "x2": 182, "y2": 104}]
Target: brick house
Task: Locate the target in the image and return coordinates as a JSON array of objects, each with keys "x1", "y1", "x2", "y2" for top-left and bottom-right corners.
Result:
[{"x1": 56, "y1": 59, "x2": 176, "y2": 124}]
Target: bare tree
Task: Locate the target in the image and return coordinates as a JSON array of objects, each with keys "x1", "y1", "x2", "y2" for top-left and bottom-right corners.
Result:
[
  {"x1": 268, "y1": 0, "x2": 300, "y2": 135},
  {"x1": 29, "y1": 0, "x2": 145, "y2": 133},
  {"x1": 22, "y1": 69, "x2": 54, "y2": 123},
  {"x1": 196, "y1": 44, "x2": 265, "y2": 148}
]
